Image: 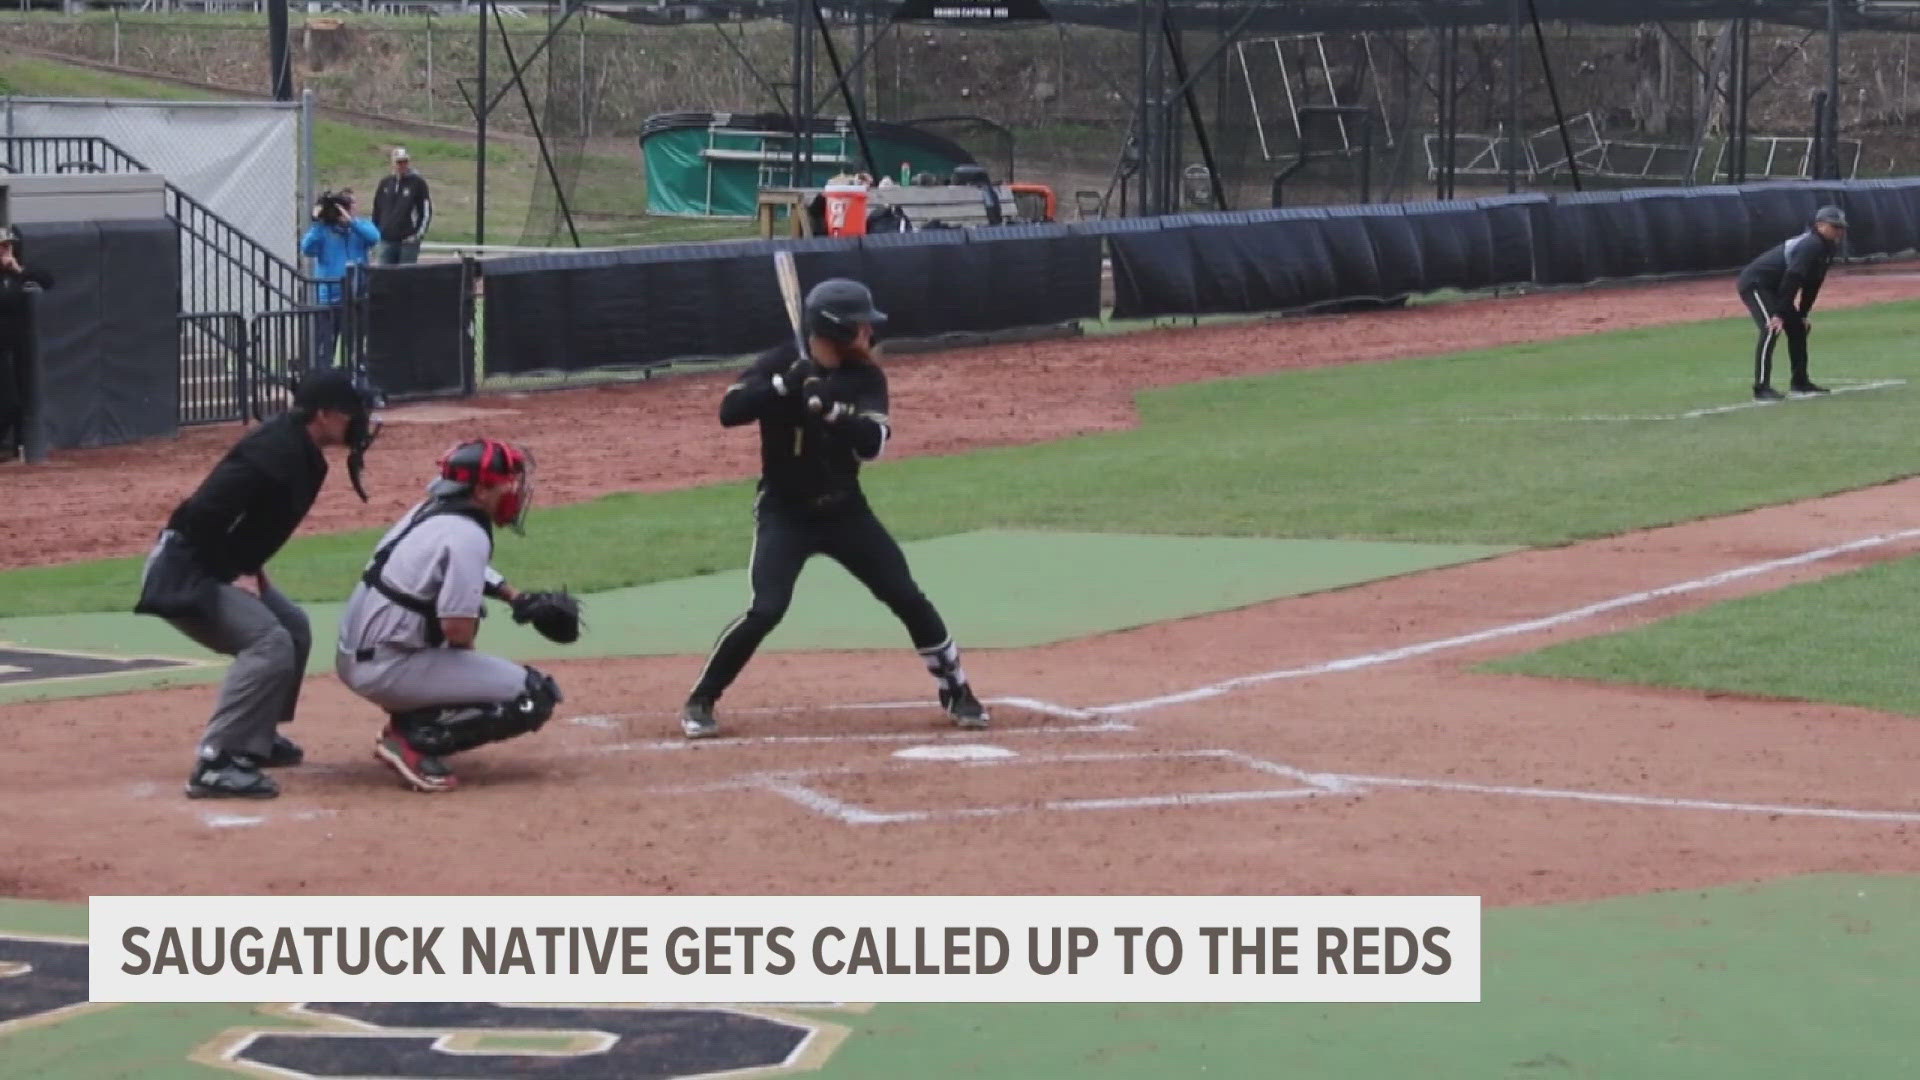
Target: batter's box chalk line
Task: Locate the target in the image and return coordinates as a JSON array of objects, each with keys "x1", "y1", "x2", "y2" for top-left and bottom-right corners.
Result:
[
  {"x1": 754, "y1": 749, "x2": 1358, "y2": 826},
  {"x1": 1436, "y1": 377, "x2": 1905, "y2": 423}
]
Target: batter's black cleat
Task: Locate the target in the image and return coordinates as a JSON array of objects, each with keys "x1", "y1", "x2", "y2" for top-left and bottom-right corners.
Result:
[
  {"x1": 1754, "y1": 385, "x2": 1785, "y2": 401},
  {"x1": 941, "y1": 684, "x2": 990, "y2": 729},
  {"x1": 185, "y1": 753, "x2": 280, "y2": 799},
  {"x1": 680, "y1": 697, "x2": 719, "y2": 739},
  {"x1": 260, "y1": 734, "x2": 305, "y2": 768},
  {"x1": 374, "y1": 726, "x2": 457, "y2": 793},
  {"x1": 1790, "y1": 380, "x2": 1830, "y2": 395}
]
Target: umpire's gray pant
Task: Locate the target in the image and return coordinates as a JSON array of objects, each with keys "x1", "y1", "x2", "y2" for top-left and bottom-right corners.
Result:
[
  {"x1": 161, "y1": 580, "x2": 312, "y2": 760},
  {"x1": 336, "y1": 645, "x2": 527, "y2": 714}
]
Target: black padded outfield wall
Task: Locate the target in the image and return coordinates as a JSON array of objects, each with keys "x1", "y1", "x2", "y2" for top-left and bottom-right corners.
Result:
[
  {"x1": 21, "y1": 219, "x2": 180, "y2": 450},
  {"x1": 479, "y1": 179, "x2": 1920, "y2": 373},
  {"x1": 481, "y1": 229, "x2": 1104, "y2": 378},
  {"x1": 361, "y1": 261, "x2": 476, "y2": 400},
  {"x1": 1109, "y1": 180, "x2": 1920, "y2": 320}
]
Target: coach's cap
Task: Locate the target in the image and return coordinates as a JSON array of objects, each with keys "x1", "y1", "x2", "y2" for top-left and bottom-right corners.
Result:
[
  {"x1": 1814, "y1": 205, "x2": 1848, "y2": 228},
  {"x1": 0, "y1": 225, "x2": 15, "y2": 245},
  {"x1": 391, "y1": 146, "x2": 409, "y2": 162}
]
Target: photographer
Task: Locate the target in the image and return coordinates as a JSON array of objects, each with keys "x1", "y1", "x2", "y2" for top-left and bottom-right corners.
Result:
[
  {"x1": 299, "y1": 189, "x2": 380, "y2": 370},
  {"x1": 0, "y1": 226, "x2": 55, "y2": 462}
]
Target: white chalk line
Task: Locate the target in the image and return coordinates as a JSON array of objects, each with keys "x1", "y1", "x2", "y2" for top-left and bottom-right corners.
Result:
[
  {"x1": 752, "y1": 749, "x2": 1346, "y2": 825},
  {"x1": 1441, "y1": 377, "x2": 1904, "y2": 423},
  {"x1": 555, "y1": 719, "x2": 1134, "y2": 760},
  {"x1": 566, "y1": 695, "x2": 1094, "y2": 733},
  {"x1": 1094, "y1": 525, "x2": 1920, "y2": 715},
  {"x1": 1327, "y1": 773, "x2": 1920, "y2": 825}
]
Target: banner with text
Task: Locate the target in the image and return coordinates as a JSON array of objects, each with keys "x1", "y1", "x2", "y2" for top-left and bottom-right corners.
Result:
[{"x1": 90, "y1": 895, "x2": 1479, "y2": 1004}]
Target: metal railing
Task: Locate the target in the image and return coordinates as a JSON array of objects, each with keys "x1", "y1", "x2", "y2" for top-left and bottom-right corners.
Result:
[
  {"x1": 0, "y1": 135, "x2": 149, "y2": 176},
  {"x1": 1, "y1": 135, "x2": 313, "y2": 313},
  {"x1": 178, "y1": 312, "x2": 249, "y2": 425}
]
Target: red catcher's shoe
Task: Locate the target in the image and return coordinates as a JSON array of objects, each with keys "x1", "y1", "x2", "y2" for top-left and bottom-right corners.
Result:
[{"x1": 373, "y1": 726, "x2": 458, "y2": 793}]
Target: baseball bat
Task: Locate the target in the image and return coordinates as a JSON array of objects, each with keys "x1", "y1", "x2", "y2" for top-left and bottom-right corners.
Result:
[
  {"x1": 773, "y1": 250, "x2": 827, "y2": 413},
  {"x1": 773, "y1": 249, "x2": 805, "y2": 357}
]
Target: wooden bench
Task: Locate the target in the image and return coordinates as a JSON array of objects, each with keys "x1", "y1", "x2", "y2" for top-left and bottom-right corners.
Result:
[
  {"x1": 867, "y1": 184, "x2": 1022, "y2": 229},
  {"x1": 755, "y1": 187, "x2": 815, "y2": 239}
]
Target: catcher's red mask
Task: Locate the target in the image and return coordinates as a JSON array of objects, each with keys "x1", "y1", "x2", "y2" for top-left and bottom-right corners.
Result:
[{"x1": 434, "y1": 438, "x2": 535, "y2": 532}]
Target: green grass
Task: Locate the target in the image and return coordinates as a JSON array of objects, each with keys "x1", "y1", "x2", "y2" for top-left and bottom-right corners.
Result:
[
  {"x1": 1486, "y1": 552, "x2": 1920, "y2": 716},
  {"x1": 7, "y1": 301, "x2": 1920, "y2": 617}
]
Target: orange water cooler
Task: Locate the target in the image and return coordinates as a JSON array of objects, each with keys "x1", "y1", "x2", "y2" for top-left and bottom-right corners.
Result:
[{"x1": 822, "y1": 182, "x2": 869, "y2": 237}]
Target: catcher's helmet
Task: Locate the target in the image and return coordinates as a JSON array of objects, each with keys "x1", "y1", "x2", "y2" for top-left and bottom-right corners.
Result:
[
  {"x1": 431, "y1": 438, "x2": 536, "y2": 532},
  {"x1": 804, "y1": 278, "x2": 887, "y2": 342}
]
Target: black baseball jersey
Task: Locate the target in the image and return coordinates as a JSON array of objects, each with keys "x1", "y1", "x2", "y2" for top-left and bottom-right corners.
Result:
[
  {"x1": 1738, "y1": 228, "x2": 1836, "y2": 317},
  {"x1": 719, "y1": 342, "x2": 890, "y2": 512}
]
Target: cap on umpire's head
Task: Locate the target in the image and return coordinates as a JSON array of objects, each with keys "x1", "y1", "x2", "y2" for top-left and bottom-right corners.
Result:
[
  {"x1": 1814, "y1": 205, "x2": 1848, "y2": 229},
  {"x1": 292, "y1": 367, "x2": 378, "y2": 417}
]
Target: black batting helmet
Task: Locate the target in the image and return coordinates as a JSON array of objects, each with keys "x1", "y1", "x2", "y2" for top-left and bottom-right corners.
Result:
[{"x1": 805, "y1": 278, "x2": 887, "y2": 342}]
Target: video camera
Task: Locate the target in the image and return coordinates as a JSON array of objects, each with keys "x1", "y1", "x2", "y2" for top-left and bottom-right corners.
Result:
[{"x1": 315, "y1": 189, "x2": 354, "y2": 225}]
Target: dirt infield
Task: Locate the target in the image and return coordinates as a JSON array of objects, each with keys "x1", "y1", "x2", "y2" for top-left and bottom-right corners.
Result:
[
  {"x1": 6, "y1": 477, "x2": 1920, "y2": 904},
  {"x1": 5, "y1": 267, "x2": 1920, "y2": 907},
  {"x1": 7, "y1": 266, "x2": 1920, "y2": 571}
]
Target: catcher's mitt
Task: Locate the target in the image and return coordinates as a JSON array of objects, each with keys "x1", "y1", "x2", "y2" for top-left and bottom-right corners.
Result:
[{"x1": 511, "y1": 589, "x2": 583, "y2": 644}]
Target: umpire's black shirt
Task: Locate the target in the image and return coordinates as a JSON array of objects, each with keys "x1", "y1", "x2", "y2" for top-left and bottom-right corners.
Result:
[
  {"x1": 721, "y1": 342, "x2": 890, "y2": 513},
  {"x1": 1738, "y1": 228, "x2": 1836, "y2": 318},
  {"x1": 165, "y1": 413, "x2": 328, "y2": 581}
]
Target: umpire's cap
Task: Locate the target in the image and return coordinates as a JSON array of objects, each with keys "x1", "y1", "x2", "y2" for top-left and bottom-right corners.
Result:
[
  {"x1": 805, "y1": 278, "x2": 888, "y2": 341},
  {"x1": 292, "y1": 367, "x2": 379, "y2": 415},
  {"x1": 1814, "y1": 205, "x2": 1849, "y2": 229}
]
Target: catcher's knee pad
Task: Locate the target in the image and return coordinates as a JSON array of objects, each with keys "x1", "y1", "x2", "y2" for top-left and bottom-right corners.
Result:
[{"x1": 520, "y1": 666, "x2": 561, "y2": 731}]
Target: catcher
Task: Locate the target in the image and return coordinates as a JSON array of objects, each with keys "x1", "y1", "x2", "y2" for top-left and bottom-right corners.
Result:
[{"x1": 335, "y1": 438, "x2": 582, "y2": 792}]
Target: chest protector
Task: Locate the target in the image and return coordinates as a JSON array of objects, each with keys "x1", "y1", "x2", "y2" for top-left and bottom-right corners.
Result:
[{"x1": 361, "y1": 498, "x2": 494, "y2": 646}]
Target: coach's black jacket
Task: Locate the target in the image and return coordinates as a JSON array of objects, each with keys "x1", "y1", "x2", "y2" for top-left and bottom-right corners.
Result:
[
  {"x1": 1738, "y1": 228, "x2": 1835, "y2": 318},
  {"x1": 164, "y1": 413, "x2": 329, "y2": 581}
]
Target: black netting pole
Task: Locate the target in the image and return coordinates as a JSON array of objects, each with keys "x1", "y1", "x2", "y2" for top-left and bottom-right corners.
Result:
[
  {"x1": 1529, "y1": 0, "x2": 1580, "y2": 192},
  {"x1": 494, "y1": 2, "x2": 580, "y2": 246},
  {"x1": 1827, "y1": 0, "x2": 1842, "y2": 179},
  {"x1": 1507, "y1": 0, "x2": 1521, "y2": 192},
  {"x1": 812, "y1": 0, "x2": 878, "y2": 177}
]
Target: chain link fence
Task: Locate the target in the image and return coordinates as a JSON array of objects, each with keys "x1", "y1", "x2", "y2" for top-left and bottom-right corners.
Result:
[{"x1": 8, "y1": 11, "x2": 1920, "y2": 236}]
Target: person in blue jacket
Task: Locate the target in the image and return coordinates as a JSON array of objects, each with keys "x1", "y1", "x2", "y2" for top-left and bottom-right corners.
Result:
[{"x1": 299, "y1": 189, "x2": 380, "y2": 370}]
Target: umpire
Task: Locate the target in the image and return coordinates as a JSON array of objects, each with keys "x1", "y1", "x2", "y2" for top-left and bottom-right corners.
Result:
[
  {"x1": 1738, "y1": 204, "x2": 1847, "y2": 400},
  {"x1": 136, "y1": 369, "x2": 382, "y2": 799},
  {"x1": 681, "y1": 278, "x2": 988, "y2": 738}
]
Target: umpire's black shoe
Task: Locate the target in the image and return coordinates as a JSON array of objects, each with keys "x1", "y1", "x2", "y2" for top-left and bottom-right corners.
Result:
[
  {"x1": 1790, "y1": 380, "x2": 1830, "y2": 395},
  {"x1": 941, "y1": 684, "x2": 990, "y2": 729},
  {"x1": 680, "y1": 697, "x2": 720, "y2": 740},
  {"x1": 1754, "y1": 385, "x2": 1785, "y2": 401},
  {"x1": 185, "y1": 753, "x2": 280, "y2": 799},
  {"x1": 260, "y1": 734, "x2": 305, "y2": 768}
]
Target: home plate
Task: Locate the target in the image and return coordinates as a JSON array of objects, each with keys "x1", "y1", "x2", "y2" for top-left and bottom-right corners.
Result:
[{"x1": 892, "y1": 744, "x2": 1016, "y2": 762}]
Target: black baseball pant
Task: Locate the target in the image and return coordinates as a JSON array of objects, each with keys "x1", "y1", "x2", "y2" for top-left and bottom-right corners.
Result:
[
  {"x1": 1738, "y1": 282, "x2": 1808, "y2": 390},
  {"x1": 693, "y1": 495, "x2": 951, "y2": 702}
]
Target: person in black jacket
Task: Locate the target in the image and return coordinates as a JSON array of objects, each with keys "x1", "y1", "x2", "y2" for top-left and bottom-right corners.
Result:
[
  {"x1": 0, "y1": 226, "x2": 55, "y2": 461},
  {"x1": 680, "y1": 278, "x2": 988, "y2": 739},
  {"x1": 137, "y1": 368, "x2": 383, "y2": 799},
  {"x1": 370, "y1": 147, "x2": 432, "y2": 265},
  {"x1": 1737, "y1": 204, "x2": 1847, "y2": 400}
]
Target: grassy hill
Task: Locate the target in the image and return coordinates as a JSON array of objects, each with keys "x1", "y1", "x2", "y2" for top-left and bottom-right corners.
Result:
[{"x1": 0, "y1": 50, "x2": 755, "y2": 247}]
